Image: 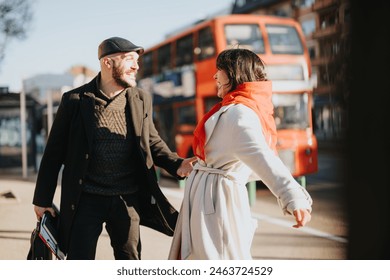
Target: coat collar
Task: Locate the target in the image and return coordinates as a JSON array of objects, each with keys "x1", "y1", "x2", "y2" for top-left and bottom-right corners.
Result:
[
  {"x1": 126, "y1": 87, "x2": 143, "y2": 137},
  {"x1": 204, "y1": 104, "x2": 234, "y2": 146}
]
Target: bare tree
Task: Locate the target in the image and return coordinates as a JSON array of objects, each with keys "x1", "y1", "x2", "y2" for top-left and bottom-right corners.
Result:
[{"x1": 0, "y1": 0, "x2": 34, "y2": 65}]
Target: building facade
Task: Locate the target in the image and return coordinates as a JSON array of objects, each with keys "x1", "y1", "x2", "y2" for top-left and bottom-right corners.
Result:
[
  {"x1": 0, "y1": 89, "x2": 39, "y2": 170},
  {"x1": 0, "y1": 66, "x2": 96, "y2": 169}
]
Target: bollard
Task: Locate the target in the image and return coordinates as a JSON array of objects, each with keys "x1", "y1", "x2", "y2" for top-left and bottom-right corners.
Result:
[
  {"x1": 246, "y1": 181, "x2": 256, "y2": 207},
  {"x1": 155, "y1": 167, "x2": 161, "y2": 181},
  {"x1": 296, "y1": 176, "x2": 306, "y2": 188}
]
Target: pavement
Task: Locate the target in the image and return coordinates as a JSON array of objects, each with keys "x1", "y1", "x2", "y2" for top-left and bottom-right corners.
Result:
[{"x1": 0, "y1": 151, "x2": 347, "y2": 260}]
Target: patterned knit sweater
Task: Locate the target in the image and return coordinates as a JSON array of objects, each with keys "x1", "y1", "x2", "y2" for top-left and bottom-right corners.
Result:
[{"x1": 83, "y1": 90, "x2": 138, "y2": 195}]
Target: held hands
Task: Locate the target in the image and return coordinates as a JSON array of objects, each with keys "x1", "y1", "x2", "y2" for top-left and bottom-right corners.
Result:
[
  {"x1": 176, "y1": 156, "x2": 198, "y2": 177},
  {"x1": 292, "y1": 209, "x2": 311, "y2": 228}
]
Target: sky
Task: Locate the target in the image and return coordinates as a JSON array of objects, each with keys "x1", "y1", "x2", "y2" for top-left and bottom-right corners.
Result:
[{"x1": 0, "y1": 0, "x2": 234, "y2": 92}]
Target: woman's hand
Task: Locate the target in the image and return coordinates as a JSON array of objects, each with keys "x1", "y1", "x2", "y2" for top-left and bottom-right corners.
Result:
[{"x1": 292, "y1": 209, "x2": 311, "y2": 228}]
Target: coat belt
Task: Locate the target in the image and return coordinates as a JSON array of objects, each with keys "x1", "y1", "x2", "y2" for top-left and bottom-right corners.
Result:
[{"x1": 181, "y1": 163, "x2": 244, "y2": 259}]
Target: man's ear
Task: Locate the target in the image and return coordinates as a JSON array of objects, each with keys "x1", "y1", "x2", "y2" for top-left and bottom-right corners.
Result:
[{"x1": 102, "y1": 57, "x2": 112, "y2": 69}]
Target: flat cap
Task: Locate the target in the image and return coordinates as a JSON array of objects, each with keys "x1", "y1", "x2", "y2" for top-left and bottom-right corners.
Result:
[{"x1": 98, "y1": 37, "x2": 144, "y2": 59}]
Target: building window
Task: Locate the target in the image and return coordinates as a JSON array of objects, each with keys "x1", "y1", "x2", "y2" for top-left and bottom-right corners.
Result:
[
  {"x1": 308, "y1": 46, "x2": 316, "y2": 59},
  {"x1": 301, "y1": 18, "x2": 316, "y2": 36}
]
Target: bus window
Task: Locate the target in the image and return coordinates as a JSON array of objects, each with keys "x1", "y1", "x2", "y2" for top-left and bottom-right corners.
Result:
[
  {"x1": 224, "y1": 24, "x2": 265, "y2": 54},
  {"x1": 176, "y1": 104, "x2": 196, "y2": 126},
  {"x1": 272, "y1": 93, "x2": 309, "y2": 130},
  {"x1": 176, "y1": 34, "x2": 194, "y2": 67},
  {"x1": 197, "y1": 26, "x2": 215, "y2": 61},
  {"x1": 204, "y1": 96, "x2": 220, "y2": 112},
  {"x1": 154, "y1": 104, "x2": 175, "y2": 150},
  {"x1": 157, "y1": 43, "x2": 172, "y2": 72},
  {"x1": 266, "y1": 64, "x2": 304, "y2": 80},
  {"x1": 266, "y1": 24, "x2": 304, "y2": 54},
  {"x1": 140, "y1": 51, "x2": 153, "y2": 78}
]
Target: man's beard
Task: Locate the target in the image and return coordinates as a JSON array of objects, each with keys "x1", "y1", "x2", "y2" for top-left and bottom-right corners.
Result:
[{"x1": 112, "y1": 64, "x2": 135, "y2": 88}]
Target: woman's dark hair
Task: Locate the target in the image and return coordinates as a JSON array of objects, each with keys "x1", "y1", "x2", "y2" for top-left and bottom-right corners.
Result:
[{"x1": 216, "y1": 48, "x2": 267, "y2": 91}]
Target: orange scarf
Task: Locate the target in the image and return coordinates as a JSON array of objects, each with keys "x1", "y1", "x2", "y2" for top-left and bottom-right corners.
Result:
[{"x1": 193, "y1": 81, "x2": 277, "y2": 161}]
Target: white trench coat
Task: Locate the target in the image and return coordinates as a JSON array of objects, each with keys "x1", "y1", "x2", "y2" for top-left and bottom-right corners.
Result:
[{"x1": 168, "y1": 104, "x2": 313, "y2": 260}]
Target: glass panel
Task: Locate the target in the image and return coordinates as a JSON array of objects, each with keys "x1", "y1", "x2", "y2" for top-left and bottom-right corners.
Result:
[
  {"x1": 153, "y1": 105, "x2": 175, "y2": 150},
  {"x1": 204, "y1": 96, "x2": 220, "y2": 113},
  {"x1": 157, "y1": 43, "x2": 171, "y2": 72},
  {"x1": 198, "y1": 26, "x2": 215, "y2": 61},
  {"x1": 176, "y1": 34, "x2": 194, "y2": 67},
  {"x1": 266, "y1": 24, "x2": 304, "y2": 54},
  {"x1": 140, "y1": 52, "x2": 153, "y2": 77},
  {"x1": 177, "y1": 104, "x2": 196, "y2": 125},
  {"x1": 272, "y1": 93, "x2": 309, "y2": 129},
  {"x1": 224, "y1": 24, "x2": 265, "y2": 54},
  {"x1": 301, "y1": 18, "x2": 316, "y2": 36},
  {"x1": 265, "y1": 64, "x2": 304, "y2": 80}
]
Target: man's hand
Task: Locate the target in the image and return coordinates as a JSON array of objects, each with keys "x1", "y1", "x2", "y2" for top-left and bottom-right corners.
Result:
[
  {"x1": 177, "y1": 156, "x2": 198, "y2": 177},
  {"x1": 34, "y1": 205, "x2": 56, "y2": 220},
  {"x1": 292, "y1": 209, "x2": 311, "y2": 228}
]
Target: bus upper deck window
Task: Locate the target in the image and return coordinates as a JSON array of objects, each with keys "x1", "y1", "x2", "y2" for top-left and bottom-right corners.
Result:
[
  {"x1": 224, "y1": 24, "x2": 264, "y2": 54},
  {"x1": 266, "y1": 24, "x2": 304, "y2": 55},
  {"x1": 140, "y1": 52, "x2": 153, "y2": 78},
  {"x1": 198, "y1": 26, "x2": 215, "y2": 61},
  {"x1": 158, "y1": 43, "x2": 171, "y2": 72},
  {"x1": 176, "y1": 34, "x2": 194, "y2": 67}
]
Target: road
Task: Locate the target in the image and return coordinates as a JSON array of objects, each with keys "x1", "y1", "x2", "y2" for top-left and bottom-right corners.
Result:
[
  {"x1": 153, "y1": 146, "x2": 348, "y2": 260},
  {"x1": 0, "y1": 147, "x2": 347, "y2": 260}
]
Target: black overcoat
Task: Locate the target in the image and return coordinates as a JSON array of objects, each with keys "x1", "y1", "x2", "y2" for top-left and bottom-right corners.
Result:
[{"x1": 32, "y1": 74, "x2": 182, "y2": 254}]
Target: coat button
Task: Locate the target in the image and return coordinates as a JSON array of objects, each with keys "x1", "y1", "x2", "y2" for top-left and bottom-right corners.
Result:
[
  {"x1": 79, "y1": 179, "x2": 83, "y2": 185},
  {"x1": 71, "y1": 204, "x2": 75, "y2": 210},
  {"x1": 85, "y1": 154, "x2": 89, "y2": 159}
]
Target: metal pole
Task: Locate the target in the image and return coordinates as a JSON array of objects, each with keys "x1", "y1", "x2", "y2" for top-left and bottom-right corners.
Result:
[
  {"x1": 247, "y1": 181, "x2": 256, "y2": 206},
  {"x1": 20, "y1": 89, "x2": 27, "y2": 179}
]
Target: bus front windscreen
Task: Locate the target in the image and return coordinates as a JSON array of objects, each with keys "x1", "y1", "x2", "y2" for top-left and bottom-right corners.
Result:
[
  {"x1": 224, "y1": 24, "x2": 265, "y2": 54},
  {"x1": 265, "y1": 24, "x2": 304, "y2": 55},
  {"x1": 272, "y1": 93, "x2": 309, "y2": 130}
]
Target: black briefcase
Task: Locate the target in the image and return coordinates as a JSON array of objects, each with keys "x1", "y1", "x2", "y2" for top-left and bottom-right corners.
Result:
[
  {"x1": 27, "y1": 220, "x2": 53, "y2": 260},
  {"x1": 27, "y1": 205, "x2": 65, "y2": 260},
  {"x1": 38, "y1": 210, "x2": 65, "y2": 259}
]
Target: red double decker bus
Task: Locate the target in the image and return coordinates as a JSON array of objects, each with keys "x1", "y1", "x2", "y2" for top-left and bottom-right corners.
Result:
[{"x1": 138, "y1": 14, "x2": 318, "y2": 185}]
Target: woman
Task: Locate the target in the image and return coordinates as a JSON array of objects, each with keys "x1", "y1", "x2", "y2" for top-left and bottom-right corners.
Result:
[{"x1": 168, "y1": 48, "x2": 313, "y2": 260}]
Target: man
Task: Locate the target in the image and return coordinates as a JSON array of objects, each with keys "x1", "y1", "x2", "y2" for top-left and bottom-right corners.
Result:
[{"x1": 32, "y1": 37, "x2": 196, "y2": 260}]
